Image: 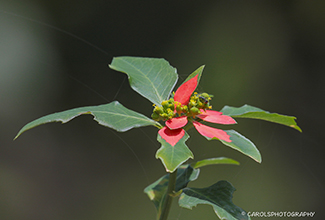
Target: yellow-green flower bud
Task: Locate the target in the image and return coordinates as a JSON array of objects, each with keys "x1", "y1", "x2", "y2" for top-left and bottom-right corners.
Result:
[
  {"x1": 154, "y1": 106, "x2": 164, "y2": 114},
  {"x1": 190, "y1": 107, "x2": 200, "y2": 115},
  {"x1": 182, "y1": 105, "x2": 188, "y2": 113},
  {"x1": 151, "y1": 112, "x2": 160, "y2": 121},
  {"x1": 197, "y1": 101, "x2": 204, "y2": 109},
  {"x1": 166, "y1": 108, "x2": 173, "y2": 114},
  {"x1": 198, "y1": 93, "x2": 212, "y2": 105},
  {"x1": 162, "y1": 100, "x2": 170, "y2": 108},
  {"x1": 176, "y1": 104, "x2": 182, "y2": 113},
  {"x1": 189, "y1": 100, "x2": 196, "y2": 108}
]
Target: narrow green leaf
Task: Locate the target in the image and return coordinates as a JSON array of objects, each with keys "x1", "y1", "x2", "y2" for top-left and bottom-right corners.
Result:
[
  {"x1": 220, "y1": 104, "x2": 264, "y2": 115},
  {"x1": 179, "y1": 180, "x2": 250, "y2": 220},
  {"x1": 191, "y1": 157, "x2": 240, "y2": 169},
  {"x1": 219, "y1": 130, "x2": 262, "y2": 163},
  {"x1": 144, "y1": 165, "x2": 200, "y2": 218},
  {"x1": 156, "y1": 131, "x2": 193, "y2": 173},
  {"x1": 15, "y1": 101, "x2": 160, "y2": 139},
  {"x1": 109, "y1": 56, "x2": 178, "y2": 105},
  {"x1": 221, "y1": 104, "x2": 302, "y2": 132}
]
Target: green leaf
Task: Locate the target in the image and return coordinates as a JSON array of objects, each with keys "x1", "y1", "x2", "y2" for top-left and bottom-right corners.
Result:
[
  {"x1": 15, "y1": 101, "x2": 160, "y2": 139},
  {"x1": 156, "y1": 131, "x2": 193, "y2": 173},
  {"x1": 221, "y1": 104, "x2": 302, "y2": 132},
  {"x1": 174, "y1": 165, "x2": 200, "y2": 192},
  {"x1": 179, "y1": 180, "x2": 250, "y2": 220},
  {"x1": 219, "y1": 130, "x2": 262, "y2": 163},
  {"x1": 109, "y1": 56, "x2": 178, "y2": 105},
  {"x1": 144, "y1": 165, "x2": 200, "y2": 218},
  {"x1": 191, "y1": 157, "x2": 240, "y2": 169}
]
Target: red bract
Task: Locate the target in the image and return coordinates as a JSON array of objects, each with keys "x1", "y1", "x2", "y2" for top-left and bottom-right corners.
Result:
[
  {"x1": 192, "y1": 121, "x2": 232, "y2": 142},
  {"x1": 159, "y1": 74, "x2": 236, "y2": 146},
  {"x1": 196, "y1": 110, "x2": 236, "y2": 124},
  {"x1": 158, "y1": 127, "x2": 185, "y2": 146},
  {"x1": 174, "y1": 75, "x2": 198, "y2": 105},
  {"x1": 166, "y1": 116, "x2": 188, "y2": 129}
]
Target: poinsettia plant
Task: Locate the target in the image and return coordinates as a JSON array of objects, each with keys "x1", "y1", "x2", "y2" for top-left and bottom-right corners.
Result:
[{"x1": 15, "y1": 56, "x2": 301, "y2": 220}]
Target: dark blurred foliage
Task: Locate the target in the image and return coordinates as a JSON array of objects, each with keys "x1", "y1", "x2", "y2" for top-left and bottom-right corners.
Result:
[{"x1": 1, "y1": 0, "x2": 324, "y2": 219}]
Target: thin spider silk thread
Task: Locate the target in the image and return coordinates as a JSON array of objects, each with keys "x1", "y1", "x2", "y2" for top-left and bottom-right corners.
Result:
[{"x1": 1, "y1": 9, "x2": 150, "y2": 182}]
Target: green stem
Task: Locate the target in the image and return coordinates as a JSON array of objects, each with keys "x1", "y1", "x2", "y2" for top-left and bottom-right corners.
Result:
[
  {"x1": 159, "y1": 170, "x2": 177, "y2": 220},
  {"x1": 183, "y1": 121, "x2": 194, "y2": 131},
  {"x1": 158, "y1": 118, "x2": 198, "y2": 220}
]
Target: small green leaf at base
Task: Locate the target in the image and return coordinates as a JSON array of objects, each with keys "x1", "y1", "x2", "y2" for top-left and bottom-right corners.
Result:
[
  {"x1": 109, "y1": 56, "x2": 178, "y2": 106},
  {"x1": 191, "y1": 157, "x2": 240, "y2": 169},
  {"x1": 15, "y1": 101, "x2": 160, "y2": 139},
  {"x1": 179, "y1": 180, "x2": 250, "y2": 220},
  {"x1": 221, "y1": 104, "x2": 301, "y2": 132},
  {"x1": 156, "y1": 131, "x2": 193, "y2": 172}
]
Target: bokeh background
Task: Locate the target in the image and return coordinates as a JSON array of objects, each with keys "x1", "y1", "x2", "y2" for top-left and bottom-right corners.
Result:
[{"x1": 1, "y1": 1, "x2": 324, "y2": 219}]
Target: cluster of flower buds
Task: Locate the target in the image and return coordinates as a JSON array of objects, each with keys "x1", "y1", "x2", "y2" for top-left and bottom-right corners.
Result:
[
  {"x1": 151, "y1": 98, "x2": 176, "y2": 121},
  {"x1": 151, "y1": 92, "x2": 213, "y2": 121},
  {"x1": 187, "y1": 92, "x2": 213, "y2": 116}
]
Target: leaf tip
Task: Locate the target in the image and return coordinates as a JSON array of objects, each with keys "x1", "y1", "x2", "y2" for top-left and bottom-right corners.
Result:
[
  {"x1": 252, "y1": 151, "x2": 262, "y2": 163},
  {"x1": 13, "y1": 134, "x2": 19, "y2": 140},
  {"x1": 291, "y1": 124, "x2": 302, "y2": 132},
  {"x1": 13, "y1": 129, "x2": 26, "y2": 140},
  {"x1": 197, "y1": 65, "x2": 205, "y2": 71}
]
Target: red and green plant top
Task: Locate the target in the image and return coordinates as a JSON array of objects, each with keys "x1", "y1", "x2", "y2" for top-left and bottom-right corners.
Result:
[
  {"x1": 15, "y1": 56, "x2": 301, "y2": 220},
  {"x1": 153, "y1": 74, "x2": 236, "y2": 146}
]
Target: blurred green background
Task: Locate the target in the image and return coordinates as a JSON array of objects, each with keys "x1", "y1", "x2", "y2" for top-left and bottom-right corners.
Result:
[{"x1": 1, "y1": 1, "x2": 324, "y2": 219}]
